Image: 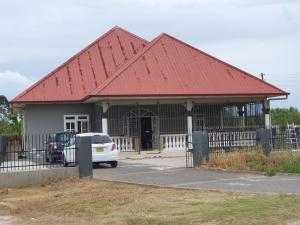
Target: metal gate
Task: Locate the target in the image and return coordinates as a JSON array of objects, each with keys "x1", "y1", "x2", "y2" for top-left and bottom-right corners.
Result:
[
  {"x1": 186, "y1": 148, "x2": 194, "y2": 168},
  {"x1": 123, "y1": 108, "x2": 159, "y2": 151}
]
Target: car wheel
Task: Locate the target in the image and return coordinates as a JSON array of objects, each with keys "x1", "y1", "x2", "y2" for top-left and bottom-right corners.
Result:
[
  {"x1": 62, "y1": 154, "x2": 69, "y2": 167},
  {"x1": 50, "y1": 155, "x2": 55, "y2": 164},
  {"x1": 110, "y1": 161, "x2": 118, "y2": 168}
]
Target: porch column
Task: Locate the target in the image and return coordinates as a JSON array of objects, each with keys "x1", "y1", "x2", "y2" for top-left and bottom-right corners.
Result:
[
  {"x1": 238, "y1": 105, "x2": 246, "y2": 128},
  {"x1": 186, "y1": 101, "x2": 193, "y2": 148},
  {"x1": 101, "y1": 102, "x2": 109, "y2": 134},
  {"x1": 264, "y1": 100, "x2": 271, "y2": 129}
]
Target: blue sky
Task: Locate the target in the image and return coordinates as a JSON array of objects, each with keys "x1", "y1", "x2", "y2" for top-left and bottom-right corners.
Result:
[{"x1": 0, "y1": 0, "x2": 299, "y2": 108}]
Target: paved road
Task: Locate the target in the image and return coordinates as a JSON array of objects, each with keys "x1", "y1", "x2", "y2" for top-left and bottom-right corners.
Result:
[
  {"x1": 93, "y1": 161, "x2": 300, "y2": 195},
  {"x1": 0, "y1": 216, "x2": 13, "y2": 225}
]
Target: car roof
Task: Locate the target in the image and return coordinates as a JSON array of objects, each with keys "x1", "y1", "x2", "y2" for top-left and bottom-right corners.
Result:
[{"x1": 76, "y1": 133, "x2": 109, "y2": 137}]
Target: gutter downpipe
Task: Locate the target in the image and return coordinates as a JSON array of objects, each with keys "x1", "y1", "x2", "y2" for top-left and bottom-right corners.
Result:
[{"x1": 267, "y1": 94, "x2": 289, "y2": 102}]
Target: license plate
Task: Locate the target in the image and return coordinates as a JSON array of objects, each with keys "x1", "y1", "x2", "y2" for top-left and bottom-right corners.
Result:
[{"x1": 96, "y1": 147, "x2": 104, "y2": 152}]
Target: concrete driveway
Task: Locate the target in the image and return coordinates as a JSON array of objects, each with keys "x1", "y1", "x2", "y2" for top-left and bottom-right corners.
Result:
[{"x1": 93, "y1": 157, "x2": 300, "y2": 195}]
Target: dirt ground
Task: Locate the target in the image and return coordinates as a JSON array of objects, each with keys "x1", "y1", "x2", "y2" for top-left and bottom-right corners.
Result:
[{"x1": 1, "y1": 178, "x2": 300, "y2": 225}]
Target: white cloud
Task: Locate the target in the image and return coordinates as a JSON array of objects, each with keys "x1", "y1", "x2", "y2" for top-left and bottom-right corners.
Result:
[{"x1": 0, "y1": 71, "x2": 36, "y2": 100}]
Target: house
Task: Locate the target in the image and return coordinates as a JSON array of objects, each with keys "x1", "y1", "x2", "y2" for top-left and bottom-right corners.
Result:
[{"x1": 11, "y1": 26, "x2": 288, "y2": 152}]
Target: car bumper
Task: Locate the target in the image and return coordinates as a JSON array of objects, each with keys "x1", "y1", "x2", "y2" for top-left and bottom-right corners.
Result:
[{"x1": 92, "y1": 150, "x2": 119, "y2": 163}]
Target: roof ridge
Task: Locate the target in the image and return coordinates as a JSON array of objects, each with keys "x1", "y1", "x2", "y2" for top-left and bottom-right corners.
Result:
[
  {"x1": 87, "y1": 33, "x2": 165, "y2": 97},
  {"x1": 114, "y1": 26, "x2": 149, "y2": 43},
  {"x1": 12, "y1": 26, "x2": 149, "y2": 103},
  {"x1": 160, "y1": 33, "x2": 288, "y2": 95}
]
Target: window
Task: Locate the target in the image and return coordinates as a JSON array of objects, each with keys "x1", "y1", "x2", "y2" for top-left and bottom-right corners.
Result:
[
  {"x1": 91, "y1": 135, "x2": 112, "y2": 144},
  {"x1": 64, "y1": 114, "x2": 89, "y2": 133}
]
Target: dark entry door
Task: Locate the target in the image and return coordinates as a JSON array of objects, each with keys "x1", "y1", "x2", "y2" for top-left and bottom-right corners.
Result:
[{"x1": 141, "y1": 117, "x2": 152, "y2": 150}]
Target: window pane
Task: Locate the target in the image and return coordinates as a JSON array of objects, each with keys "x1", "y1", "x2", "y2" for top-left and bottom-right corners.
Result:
[
  {"x1": 69, "y1": 137, "x2": 76, "y2": 146},
  {"x1": 92, "y1": 135, "x2": 112, "y2": 144},
  {"x1": 82, "y1": 121, "x2": 88, "y2": 133},
  {"x1": 64, "y1": 114, "x2": 89, "y2": 133},
  {"x1": 77, "y1": 121, "x2": 82, "y2": 133}
]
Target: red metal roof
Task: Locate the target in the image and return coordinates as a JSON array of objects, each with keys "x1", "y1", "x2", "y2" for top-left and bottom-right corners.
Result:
[
  {"x1": 12, "y1": 28, "x2": 287, "y2": 104},
  {"x1": 12, "y1": 26, "x2": 148, "y2": 103},
  {"x1": 90, "y1": 33, "x2": 287, "y2": 98}
]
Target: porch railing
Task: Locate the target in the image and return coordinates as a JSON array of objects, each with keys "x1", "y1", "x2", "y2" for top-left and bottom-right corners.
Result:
[
  {"x1": 208, "y1": 130, "x2": 256, "y2": 148},
  {"x1": 111, "y1": 136, "x2": 135, "y2": 152},
  {"x1": 160, "y1": 130, "x2": 257, "y2": 151},
  {"x1": 160, "y1": 134, "x2": 187, "y2": 150}
]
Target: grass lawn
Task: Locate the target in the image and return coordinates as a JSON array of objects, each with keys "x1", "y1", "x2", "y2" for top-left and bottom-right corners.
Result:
[{"x1": 1, "y1": 178, "x2": 300, "y2": 225}]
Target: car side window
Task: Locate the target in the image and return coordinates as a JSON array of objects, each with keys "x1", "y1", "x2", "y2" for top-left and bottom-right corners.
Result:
[{"x1": 69, "y1": 137, "x2": 76, "y2": 146}]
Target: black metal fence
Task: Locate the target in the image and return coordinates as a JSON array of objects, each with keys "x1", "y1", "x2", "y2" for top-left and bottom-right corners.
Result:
[
  {"x1": 207, "y1": 127, "x2": 300, "y2": 157},
  {"x1": 186, "y1": 127, "x2": 300, "y2": 167},
  {"x1": 0, "y1": 134, "x2": 77, "y2": 172},
  {"x1": 271, "y1": 126, "x2": 300, "y2": 151},
  {"x1": 208, "y1": 128, "x2": 258, "y2": 157}
]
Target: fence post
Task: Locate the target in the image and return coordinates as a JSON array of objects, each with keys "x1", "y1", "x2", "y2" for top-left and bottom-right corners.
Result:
[
  {"x1": 0, "y1": 136, "x2": 3, "y2": 164},
  {"x1": 76, "y1": 135, "x2": 93, "y2": 178},
  {"x1": 192, "y1": 131, "x2": 209, "y2": 167},
  {"x1": 0, "y1": 136, "x2": 8, "y2": 164},
  {"x1": 256, "y1": 129, "x2": 271, "y2": 156}
]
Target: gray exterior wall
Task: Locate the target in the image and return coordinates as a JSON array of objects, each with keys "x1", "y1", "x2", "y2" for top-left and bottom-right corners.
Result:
[
  {"x1": 24, "y1": 104, "x2": 96, "y2": 135},
  {"x1": 91, "y1": 103, "x2": 102, "y2": 132}
]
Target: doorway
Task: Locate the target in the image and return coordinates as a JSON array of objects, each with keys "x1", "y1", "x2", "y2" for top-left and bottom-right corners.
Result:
[{"x1": 140, "y1": 117, "x2": 152, "y2": 150}]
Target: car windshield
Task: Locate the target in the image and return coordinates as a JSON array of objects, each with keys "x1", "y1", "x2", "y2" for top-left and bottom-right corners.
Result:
[
  {"x1": 55, "y1": 133, "x2": 74, "y2": 143},
  {"x1": 92, "y1": 135, "x2": 112, "y2": 144}
]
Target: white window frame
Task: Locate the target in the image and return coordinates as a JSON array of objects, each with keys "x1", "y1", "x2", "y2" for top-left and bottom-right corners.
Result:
[{"x1": 64, "y1": 114, "x2": 90, "y2": 133}]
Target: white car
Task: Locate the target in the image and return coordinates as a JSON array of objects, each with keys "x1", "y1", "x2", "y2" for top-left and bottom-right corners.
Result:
[{"x1": 64, "y1": 133, "x2": 119, "y2": 168}]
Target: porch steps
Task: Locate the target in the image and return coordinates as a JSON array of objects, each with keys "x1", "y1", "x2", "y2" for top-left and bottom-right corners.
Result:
[{"x1": 287, "y1": 123, "x2": 299, "y2": 151}]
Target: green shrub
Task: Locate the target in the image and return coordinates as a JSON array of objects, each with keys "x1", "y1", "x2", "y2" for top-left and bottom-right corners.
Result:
[{"x1": 282, "y1": 161, "x2": 300, "y2": 174}]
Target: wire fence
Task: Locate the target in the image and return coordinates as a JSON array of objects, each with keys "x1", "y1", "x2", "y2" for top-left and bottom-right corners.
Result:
[{"x1": 0, "y1": 134, "x2": 77, "y2": 172}]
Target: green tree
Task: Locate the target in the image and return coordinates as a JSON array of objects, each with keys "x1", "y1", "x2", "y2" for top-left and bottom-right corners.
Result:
[
  {"x1": 0, "y1": 95, "x2": 22, "y2": 136},
  {"x1": 271, "y1": 107, "x2": 300, "y2": 126},
  {"x1": 0, "y1": 95, "x2": 9, "y2": 133}
]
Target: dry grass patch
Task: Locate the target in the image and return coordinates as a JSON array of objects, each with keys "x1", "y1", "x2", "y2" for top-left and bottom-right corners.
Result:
[
  {"x1": 0, "y1": 178, "x2": 300, "y2": 225},
  {"x1": 205, "y1": 149, "x2": 300, "y2": 176}
]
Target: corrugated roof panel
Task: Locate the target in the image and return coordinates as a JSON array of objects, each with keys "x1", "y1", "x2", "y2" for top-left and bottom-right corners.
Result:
[
  {"x1": 12, "y1": 27, "x2": 287, "y2": 104},
  {"x1": 88, "y1": 43, "x2": 106, "y2": 85},
  {"x1": 58, "y1": 67, "x2": 69, "y2": 98},
  {"x1": 12, "y1": 27, "x2": 148, "y2": 103},
  {"x1": 91, "y1": 34, "x2": 287, "y2": 97},
  {"x1": 110, "y1": 33, "x2": 127, "y2": 66},
  {"x1": 69, "y1": 59, "x2": 83, "y2": 98},
  {"x1": 79, "y1": 52, "x2": 97, "y2": 91}
]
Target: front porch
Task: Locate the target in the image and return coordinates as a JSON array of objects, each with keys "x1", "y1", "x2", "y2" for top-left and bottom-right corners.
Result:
[{"x1": 96, "y1": 98, "x2": 268, "y2": 152}]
